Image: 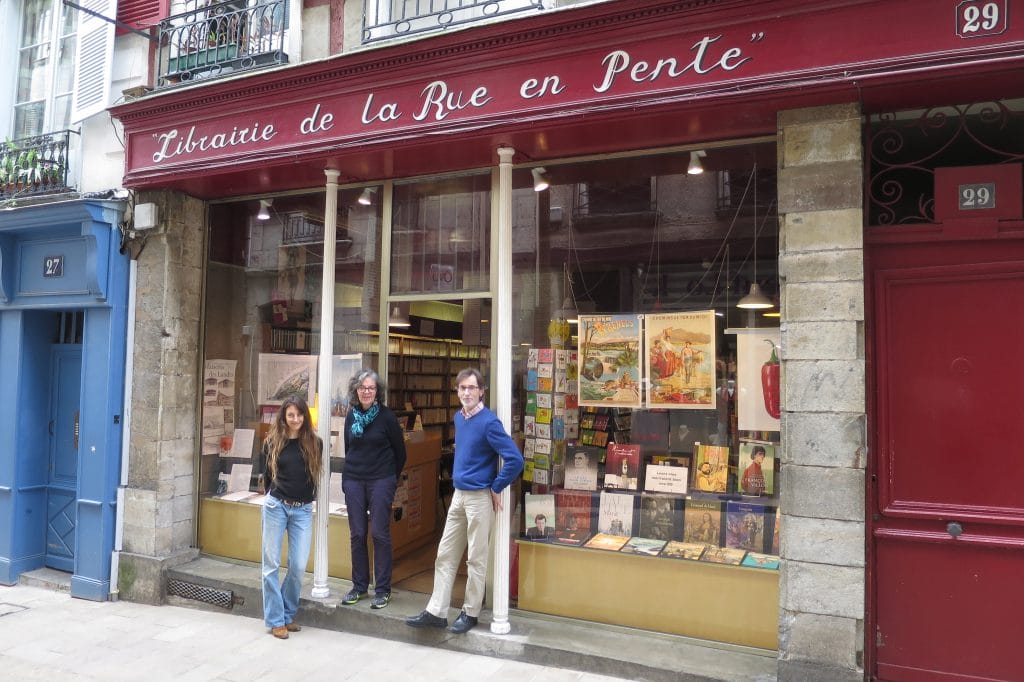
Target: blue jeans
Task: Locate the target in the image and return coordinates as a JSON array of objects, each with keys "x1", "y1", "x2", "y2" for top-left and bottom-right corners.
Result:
[
  {"x1": 261, "y1": 495, "x2": 313, "y2": 628},
  {"x1": 343, "y1": 476, "x2": 398, "y2": 595}
]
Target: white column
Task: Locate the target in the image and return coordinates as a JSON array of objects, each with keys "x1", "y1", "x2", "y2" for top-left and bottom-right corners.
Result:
[
  {"x1": 490, "y1": 146, "x2": 515, "y2": 635},
  {"x1": 312, "y1": 168, "x2": 340, "y2": 599}
]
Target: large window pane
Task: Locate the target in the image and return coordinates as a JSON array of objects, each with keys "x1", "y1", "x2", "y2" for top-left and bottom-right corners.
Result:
[{"x1": 390, "y1": 173, "x2": 490, "y2": 295}]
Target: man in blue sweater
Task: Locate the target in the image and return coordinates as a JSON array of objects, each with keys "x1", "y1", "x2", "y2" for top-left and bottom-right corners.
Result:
[{"x1": 406, "y1": 367, "x2": 524, "y2": 634}]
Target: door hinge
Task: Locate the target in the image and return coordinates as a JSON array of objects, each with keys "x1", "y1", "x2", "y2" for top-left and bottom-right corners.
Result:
[{"x1": 876, "y1": 627, "x2": 885, "y2": 648}]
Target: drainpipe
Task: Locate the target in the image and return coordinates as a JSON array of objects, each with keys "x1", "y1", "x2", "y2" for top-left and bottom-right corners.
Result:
[{"x1": 110, "y1": 258, "x2": 137, "y2": 599}]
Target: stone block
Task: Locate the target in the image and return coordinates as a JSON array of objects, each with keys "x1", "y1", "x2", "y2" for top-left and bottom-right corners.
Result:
[
  {"x1": 782, "y1": 516, "x2": 864, "y2": 567},
  {"x1": 777, "y1": 659, "x2": 863, "y2": 682},
  {"x1": 781, "y1": 560, "x2": 864, "y2": 619},
  {"x1": 173, "y1": 473, "x2": 194, "y2": 498},
  {"x1": 778, "y1": 162, "x2": 862, "y2": 214},
  {"x1": 784, "y1": 360, "x2": 864, "y2": 413},
  {"x1": 122, "y1": 523, "x2": 155, "y2": 555},
  {"x1": 783, "y1": 282, "x2": 863, "y2": 322},
  {"x1": 781, "y1": 209, "x2": 863, "y2": 253},
  {"x1": 172, "y1": 493, "x2": 193, "y2": 523},
  {"x1": 778, "y1": 103, "x2": 861, "y2": 130},
  {"x1": 782, "y1": 321, "x2": 861, "y2": 361},
  {"x1": 780, "y1": 250, "x2": 863, "y2": 283},
  {"x1": 117, "y1": 552, "x2": 164, "y2": 605},
  {"x1": 782, "y1": 120, "x2": 862, "y2": 167},
  {"x1": 782, "y1": 412, "x2": 865, "y2": 468},
  {"x1": 782, "y1": 465, "x2": 864, "y2": 521},
  {"x1": 779, "y1": 611, "x2": 861, "y2": 670}
]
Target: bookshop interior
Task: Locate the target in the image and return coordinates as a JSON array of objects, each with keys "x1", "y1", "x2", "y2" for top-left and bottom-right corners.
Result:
[{"x1": 199, "y1": 139, "x2": 781, "y2": 645}]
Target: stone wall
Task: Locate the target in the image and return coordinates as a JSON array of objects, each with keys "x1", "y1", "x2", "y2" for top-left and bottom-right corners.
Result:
[
  {"x1": 776, "y1": 103, "x2": 867, "y2": 681},
  {"x1": 118, "y1": 190, "x2": 205, "y2": 603}
]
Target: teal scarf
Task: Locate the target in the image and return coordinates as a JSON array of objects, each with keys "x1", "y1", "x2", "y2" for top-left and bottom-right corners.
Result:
[{"x1": 350, "y1": 403, "x2": 380, "y2": 437}]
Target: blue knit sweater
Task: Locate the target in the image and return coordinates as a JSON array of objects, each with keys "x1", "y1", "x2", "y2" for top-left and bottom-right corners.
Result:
[{"x1": 453, "y1": 406, "x2": 524, "y2": 493}]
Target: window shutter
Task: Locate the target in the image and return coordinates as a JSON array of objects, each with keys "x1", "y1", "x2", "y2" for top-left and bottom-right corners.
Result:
[
  {"x1": 71, "y1": 0, "x2": 116, "y2": 123},
  {"x1": 116, "y1": 0, "x2": 167, "y2": 33}
]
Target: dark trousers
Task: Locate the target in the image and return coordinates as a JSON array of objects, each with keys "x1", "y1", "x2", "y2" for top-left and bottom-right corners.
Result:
[{"x1": 342, "y1": 476, "x2": 398, "y2": 595}]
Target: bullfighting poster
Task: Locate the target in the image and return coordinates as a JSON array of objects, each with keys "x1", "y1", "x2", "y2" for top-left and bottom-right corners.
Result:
[
  {"x1": 645, "y1": 311, "x2": 716, "y2": 409},
  {"x1": 577, "y1": 314, "x2": 643, "y2": 408}
]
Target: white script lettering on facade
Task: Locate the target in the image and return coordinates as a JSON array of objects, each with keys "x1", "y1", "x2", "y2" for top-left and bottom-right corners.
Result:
[
  {"x1": 152, "y1": 122, "x2": 277, "y2": 163},
  {"x1": 593, "y1": 35, "x2": 751, "y2": 93},
  {"x1": 300, "y1": 104, "x2": 335, "y2": 134},
  {"x1": 520, "y1": 75, "x2": 567, "y2": 99},
  {"x1": 413, "y1": 81, "x2": 494, "y2": 122},
  {"x1": 361, "y1": 93, "x2": 402, "y2": 124}
]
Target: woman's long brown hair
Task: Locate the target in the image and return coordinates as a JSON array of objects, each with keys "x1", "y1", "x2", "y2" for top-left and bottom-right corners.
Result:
[{"x1": 264, "y1": 395, "x2": 322, "y2": 492}]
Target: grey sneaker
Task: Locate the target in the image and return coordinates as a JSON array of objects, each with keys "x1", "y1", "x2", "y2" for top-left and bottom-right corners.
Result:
[
  {"x1": 341, "y1": 589, "x2": 366, "y2": 605},
  {"x1": 370, "y1": 592, "x2": 391, "y2": 609}
]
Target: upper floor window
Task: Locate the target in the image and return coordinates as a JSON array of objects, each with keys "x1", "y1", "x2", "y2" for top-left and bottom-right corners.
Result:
[{"x1": 16, "y1": 0, "x2": 77, "y2": 139}]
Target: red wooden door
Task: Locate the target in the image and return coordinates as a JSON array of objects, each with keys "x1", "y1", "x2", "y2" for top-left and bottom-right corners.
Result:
[{"x1": 868, "y1": 219, "x2": 1024, "y2": 681}]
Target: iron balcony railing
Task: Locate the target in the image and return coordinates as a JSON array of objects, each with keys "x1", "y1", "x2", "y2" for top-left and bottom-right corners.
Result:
[
  {"x1": 363, "y1": 0, "x2": 544, "y2": 43},
  {"x1": 0, "y1": 130, "x2": 76, "y2": 201},
  {"x1": 157, "y1": 0, "x2": 288, "y2": 87}
]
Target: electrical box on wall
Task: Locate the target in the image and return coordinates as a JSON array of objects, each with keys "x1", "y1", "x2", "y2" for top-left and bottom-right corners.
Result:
[
  {"x1": 134, "y1": 202, "x2": 159, "y2": 230},
  {"x1": 934, "y1": 163, "x2": 1023, "y2": 222}
]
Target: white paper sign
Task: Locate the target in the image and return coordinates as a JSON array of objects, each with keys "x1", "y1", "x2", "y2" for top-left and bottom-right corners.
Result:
[
  {"x1": 228, "y1": 463, "x2": 253, "y2": 493},
  {"x1": 229, "y1": 428, "x2": 256, "y2": 459},
  {"x1": 644, "y1": 465, "x2": 689, "y2": 494}
]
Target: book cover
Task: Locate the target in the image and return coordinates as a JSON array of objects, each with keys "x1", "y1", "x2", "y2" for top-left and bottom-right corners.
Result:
[
  {"x1": 605, "y1": 443, "x2": 641, "y2": 490},
  {"x1": 536, "y1": 392, "x2": 553, "y2": 409},
  {"x1": 564, "y1": 446, "x2": 600, "y2": 491},
  {"x1": 524, "y1": 493, "x2": 556, "y2": 541},
  {"x1": 525, "y1": 393, "x2": 537, "y2": 415},
  {"x1": 597, "y1": 491, "x2": 636, "y2": 537},
  {"x1": 538, "y1": 377, "x2": 553, "y2": 392},
  {"x1": 698, "y1": 546, "x2": 747, "y2": 565},
  {"x1": 580, "y1": 413, "x2": 596, "y2": 429},
  {"x1": 538, "y1": 348, "x2": 554, "y2": 363},
  {"x1": 644, "y1": 310, "x2": 717, "y2": 409},
  {"x1": 660, "y1": 541, "x2": 707, "y2": 561},
  {"x1": 593, "y1": 431, "x2": 609, "y2": 447},
  {"x1": 620, "y1": 536, "x2": 667, "y2": 556},
  {"x1": 580, "y1": 430, "x2": 595, "y2": 445},
  {"x1": 583, "y1": 532, "x2": 629, "y2": 552},
  {"x1": 577, "y1": 313, "x2": 643, "y2": 408},
  {"x1": 554, "y1": 489, "x2": 594, "y2": 546},
  {"x1": 738, "y1": 440, "x2": 776, "y2": 496},
  {"x1": 726, "y1": 501, "x2": 766, "y2": 552},
  {"x1": 638, "y1": 493, "x2": 683, "y2": 541},
  {"x1": 683, "y1": 499, "x2": 722, "y2": 546},
  {"x1": 741, "y1": 552, "x2": 780, "y2": 570},
  {"x1": 771, "y1": 507, "x2": 780, "y2": 554},
  {"x1": 692, "y1": 443, "x2": 730, "y2": 493}
]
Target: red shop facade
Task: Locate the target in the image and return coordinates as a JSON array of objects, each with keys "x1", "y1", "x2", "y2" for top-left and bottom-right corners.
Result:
[{"x1": 112, "y1": 0, "x2": 1024, "y2": 679}]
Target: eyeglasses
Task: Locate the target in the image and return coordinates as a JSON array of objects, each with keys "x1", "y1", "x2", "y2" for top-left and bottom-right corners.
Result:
[
  {"x1": 457, "y1": 385, "x2": 481, "y2": 393},
  {"x1": 357, "y1": 386, "x2": 377, "y2": 393}
]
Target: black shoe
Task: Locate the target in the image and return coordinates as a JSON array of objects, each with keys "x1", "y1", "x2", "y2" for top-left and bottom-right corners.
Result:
[
  {"x1": 341, "y1": 589, "x2": 367, "y2": 605},
  {"x1": 448, "y1": 611, "x2": 478, "y2": 634},
  {"x1": 405, "y1": 610, "x2": 447, "y2": 628},
  {"x1": 370, "y1": 592, "x2": 391, "y2": 609}
]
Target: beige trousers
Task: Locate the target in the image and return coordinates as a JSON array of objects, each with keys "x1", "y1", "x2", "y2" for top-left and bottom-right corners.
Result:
[{"x1": 426, "y1": 488, "x2": 493, "y2": 619}]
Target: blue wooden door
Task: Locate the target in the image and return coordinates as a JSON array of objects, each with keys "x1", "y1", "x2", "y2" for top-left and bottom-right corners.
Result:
[{"x1": 46, "y1": 347, "x2": 81, "y2": 572}]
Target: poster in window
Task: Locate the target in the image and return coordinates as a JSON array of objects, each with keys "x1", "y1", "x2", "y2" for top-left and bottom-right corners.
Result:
[
  {"x1": 645, "y1": 311, "x2": 717, "y2": 409},
  {"x1": 257, "y1": 353, "x2": 318, "y2": 406},
  {"x1": 577, "y1": 314, "x2": 643, "y2": 408},
  {"x1": 735, "y1": 329, "x2": 781, "y2": 432}
]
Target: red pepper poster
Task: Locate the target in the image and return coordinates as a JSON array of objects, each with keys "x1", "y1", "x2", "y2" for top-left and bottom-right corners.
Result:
[
  {"x1": 735, "y1": 329, "x2": 781, "y2": 432},
  {"x1": 644, "y1": 311, "x2": 717, "y2": 409}
]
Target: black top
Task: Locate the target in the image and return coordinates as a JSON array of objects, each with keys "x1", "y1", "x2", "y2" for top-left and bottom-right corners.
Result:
[
  {"x1": 343, "y1": 405, "x2": 407, "y2": 481},
  {"x1": 260, "y1": 438, "x2": 317, "y2": 503}
]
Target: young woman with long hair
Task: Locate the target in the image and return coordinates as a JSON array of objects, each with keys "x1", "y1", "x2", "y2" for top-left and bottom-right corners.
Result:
[{"x1": 258, "y1": 394, "x2": 321, "y2": 639}]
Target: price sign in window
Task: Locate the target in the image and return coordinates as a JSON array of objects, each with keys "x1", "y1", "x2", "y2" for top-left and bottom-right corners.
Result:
[
  {"x1": 956, "y1": 0, "x2": 1007, "y2": 39},
  {"x1": 959, "y1": 183, "x2": 996, "y2": 211},
  {"x1": 44, "y1": 255, "x2": 64, "y2": 278}
]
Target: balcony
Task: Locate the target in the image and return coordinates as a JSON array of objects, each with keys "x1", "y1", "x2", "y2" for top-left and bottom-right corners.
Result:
[
  {"x1": 363, "y1": 0, "x2": 544, "y2": 43},
  {"x1": 0, "y1": 130, "x2": 76, "y2": 201},
  {"x1": 157, "y1": 0, "x2": 288, "y2": 88}
]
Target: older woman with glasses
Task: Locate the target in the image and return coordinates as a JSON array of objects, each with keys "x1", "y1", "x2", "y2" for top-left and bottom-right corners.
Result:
[{"x1": 341, "y1": 369, "x2": 407, "y2": 609}]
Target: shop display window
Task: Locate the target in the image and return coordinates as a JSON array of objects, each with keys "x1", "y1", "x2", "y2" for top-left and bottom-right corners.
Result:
[{"x1": 510, "y1": 143, "x2": 781, "y2": 642}]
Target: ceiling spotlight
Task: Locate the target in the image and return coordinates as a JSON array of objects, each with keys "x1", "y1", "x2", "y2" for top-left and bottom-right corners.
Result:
[
  {"x1": 687, "y1": 150, "x2": 707, "y2": 175},
  {"x1": 532, "y1": 167, "x2": 550, "y2": 192},
  {"x1": 257, "y1": 199, "x2": 272, "y2": 220},
  {"x1": 358, "y1": 187, "x2": 377, "y2": 206}
]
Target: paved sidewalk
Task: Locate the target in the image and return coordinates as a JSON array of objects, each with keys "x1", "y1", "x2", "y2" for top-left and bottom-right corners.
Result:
[{"x1": 0, "y1": 584, "x2": 623, "y2": 682}]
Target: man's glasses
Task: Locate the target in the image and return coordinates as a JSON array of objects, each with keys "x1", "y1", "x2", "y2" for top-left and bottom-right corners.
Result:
[{"x1": 457, "y1": 385, "x2": 480, "y2": 393}]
